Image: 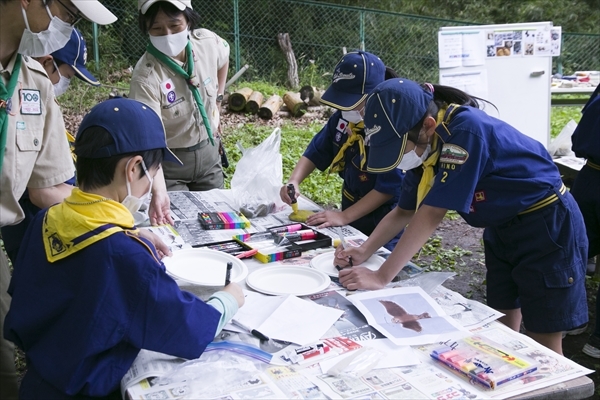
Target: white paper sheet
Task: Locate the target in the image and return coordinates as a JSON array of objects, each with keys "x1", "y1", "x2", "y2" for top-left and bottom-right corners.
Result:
[
  {"x1": 258, "y1": 295, "x2": 344, "y2": 345},
  {"x1": 319, "y1": 339, "x2": 419, "y2": 372}
]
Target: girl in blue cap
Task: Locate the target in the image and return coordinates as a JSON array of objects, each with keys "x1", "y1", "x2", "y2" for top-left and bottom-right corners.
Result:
[
  {"x1": 281, "y1": 52, "x2": 404, "y2": 249},
  {"x1": 335, "y1": 78, "x2": 588, "y2": 355}
]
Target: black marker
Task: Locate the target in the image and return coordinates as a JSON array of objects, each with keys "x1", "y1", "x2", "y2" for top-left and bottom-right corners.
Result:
[{"x1": 225, "y1": 261, "x2": 233, "y2": 286}]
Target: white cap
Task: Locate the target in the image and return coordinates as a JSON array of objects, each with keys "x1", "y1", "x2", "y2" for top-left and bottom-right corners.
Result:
[
  {"x1": 138, "y1": 0, "x2": 193, "y2": 14},
  {"x1": 71, "y1": 0, "x2": 117, "y2": 25}
]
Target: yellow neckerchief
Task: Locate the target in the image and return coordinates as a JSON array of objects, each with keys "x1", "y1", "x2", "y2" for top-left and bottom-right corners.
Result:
[
  {"x1": 43, "y1": 188, "x2": 137, "y2": 263},
  {"x1": 66, "y1": 130, "x2": 76, "y2": 163},
  {"x1": 416, "y1": 106, "x2": 448, "y2": 208},
  {"x1": 329, "y1": 121, "x2": 366, "y2": 174}
]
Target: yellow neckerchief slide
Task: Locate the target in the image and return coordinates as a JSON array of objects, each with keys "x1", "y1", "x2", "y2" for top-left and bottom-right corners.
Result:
[
  {"x1": 416, "y1": 106, "x2": 450, "y2": 208},
  {"x1": 329, "y1": 121, "x2": 367, "y2": 174},
  {"x1": 43, "y1": 188, "x2": 137, "y2": 263}
]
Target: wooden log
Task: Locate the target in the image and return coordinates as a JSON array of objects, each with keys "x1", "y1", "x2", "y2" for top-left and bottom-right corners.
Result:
[
  {"x1": 245, "y1": 91, "x2": 264, "y2": 114},
  {"x1": 228, "y1": 87, "x2": 253, "y2": 112},
  {"x1": 277, "y1": 33, "x2": 299, "y2": 89},
  {"x1": 283, "y1": 91, "x2": 308, "y2": 117},
  {"x1": 258, "y1": 94, "x2": 283, "y2": 120},
  {"x1": 299, "y1": 85, "x2": 324, "y2": 106}
]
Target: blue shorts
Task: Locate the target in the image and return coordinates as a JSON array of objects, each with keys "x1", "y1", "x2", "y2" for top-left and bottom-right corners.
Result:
[
  {"x1": 483, "y1": 191, "x2": 588, "y2": 333},
  {"x1": 571, "y1": 164, "x2": 600, "y2": 258}
]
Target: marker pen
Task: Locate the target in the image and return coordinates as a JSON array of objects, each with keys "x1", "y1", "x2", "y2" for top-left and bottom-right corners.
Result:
[
  {"x1": 269, "y1": 224, "x2": 303, "y2": 234},
  {"x1": 275, "y1": 230, "x2": 316, "y2": 244}
]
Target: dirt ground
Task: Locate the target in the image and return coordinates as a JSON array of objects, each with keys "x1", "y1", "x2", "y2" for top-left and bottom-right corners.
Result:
[{"x1": 428, "y1": 218, "x2": 600, "y2": 399}]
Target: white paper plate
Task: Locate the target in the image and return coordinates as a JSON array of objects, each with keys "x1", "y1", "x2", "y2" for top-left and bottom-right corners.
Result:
[
  {"x1": 163, "y1": 248, "x2": 248, "y2": 287},
  {"x1": 309, "y1": 252, "x2": 386, "y2": 277},
  {"x1": 246, "y1": 266, "x2": 330, "y2": 296}
]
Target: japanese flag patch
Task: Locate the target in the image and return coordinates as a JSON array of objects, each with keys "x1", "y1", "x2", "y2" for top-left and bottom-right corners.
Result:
[
  {"x1": 336, "y1": 118, "x2": 349, "y2": 133},
  {"x1": 160, "y1": 79, "x2": 175, "y2": 95}
]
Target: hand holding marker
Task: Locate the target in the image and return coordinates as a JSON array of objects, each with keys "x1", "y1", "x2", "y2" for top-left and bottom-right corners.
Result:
[
  {"x1": 335, "y1": 227, "x2": 353, "y2": 271},
  {"x1": 287, "y1": 184, "x2": 299, "y2": 213}
]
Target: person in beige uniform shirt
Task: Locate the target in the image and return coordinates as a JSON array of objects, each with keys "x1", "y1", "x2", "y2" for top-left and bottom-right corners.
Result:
[
  {"x1": 0, "y1": 0, "x2": 116, "y2": 397},
  {"x1": 130, "y1": 0, "x2": 229, "y2": 195}
]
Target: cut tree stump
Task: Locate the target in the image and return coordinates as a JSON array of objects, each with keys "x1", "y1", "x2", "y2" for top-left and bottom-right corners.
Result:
[
  {"x1": 258, "y1": 94, "x2": 283, "y2": 120},
  {"x1": 299, "y1": 85, "x2": 324, "y2": 106},
  {"x1": 277, "y1": 33, "x2": 299, "y2": 89},
  {"x1": 283, "y1": 91, "x2": 308, "y2": 117},
  {"x1": 228, "y1": 87, "x2": 253, "y2": 112},
  {"x1": 245, "y1": 91, "x2": 264, "y2": 114}
]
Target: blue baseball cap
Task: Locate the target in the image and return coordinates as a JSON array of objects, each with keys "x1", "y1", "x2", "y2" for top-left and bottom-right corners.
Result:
[
  {"x1": 75, "y1": 98, "x2": 182, "y2": 165},
  {"x1": 320, "y1": 51, "x2": 386, "y2": 111},
  {"x1": 52, "y1": 29, "x2": 99, "y2": 86},
  {"x1": 364, "y1": 78, "x2": 433, "y2": 173}
]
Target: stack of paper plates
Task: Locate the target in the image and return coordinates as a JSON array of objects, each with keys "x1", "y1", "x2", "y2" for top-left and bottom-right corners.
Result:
[
  {"x1": 162, "y1": 248, "x2": 248, "y2": 287},
  {"x1": 246, "y1": 266, "x2": 330, "y2": 296}
]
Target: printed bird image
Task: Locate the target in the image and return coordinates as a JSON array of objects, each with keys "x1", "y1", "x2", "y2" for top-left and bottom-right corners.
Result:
[{"x1": 379, "y1": 300, "x2": 431, "y2": 332}]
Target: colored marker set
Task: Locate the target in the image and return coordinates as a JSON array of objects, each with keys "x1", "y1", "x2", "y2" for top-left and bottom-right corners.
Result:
[
  {"x1": 197, "y1": 211, "x2": 251, "y2": 230},
  {"x1": 430, "y1": 335, "x2": 538, "y2": 390}
]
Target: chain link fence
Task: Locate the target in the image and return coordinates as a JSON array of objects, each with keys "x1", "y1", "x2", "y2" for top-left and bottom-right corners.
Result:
[{"x1": 84, "y1": 0, "x2": 599, "y2": 88}]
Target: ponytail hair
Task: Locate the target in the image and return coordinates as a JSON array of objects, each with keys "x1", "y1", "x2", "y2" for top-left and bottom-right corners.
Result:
[{"x1": 405, "y1": 83, "x2": 495, "y2": 142}]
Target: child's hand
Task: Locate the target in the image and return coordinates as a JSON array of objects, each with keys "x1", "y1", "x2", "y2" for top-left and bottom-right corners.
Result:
[{"x1": 223, "y1": 283, "x2": 245, "y2": 308}]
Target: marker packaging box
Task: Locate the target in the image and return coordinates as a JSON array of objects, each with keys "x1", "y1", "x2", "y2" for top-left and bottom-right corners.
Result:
[
  {"x1": 197, "y1": 211, "x2": 251, "y2": 230},
  {"x1": 430, "y1": 335, "x2": 538, "y2": 390}
]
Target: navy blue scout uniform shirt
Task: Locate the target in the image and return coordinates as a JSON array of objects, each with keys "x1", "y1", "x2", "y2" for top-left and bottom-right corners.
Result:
[
  {"x1": 303, "y1": 110, "x2": 404, "y2": 234},
  {"x1": 4, "y1": 211, "x2": 221, "y2": 397},
  {"x1": 399, "y1": 106, "x2": 563, "y2": 227},
  {"x1": 572, "y1": 94, "x2": 600, "y2": 163}
]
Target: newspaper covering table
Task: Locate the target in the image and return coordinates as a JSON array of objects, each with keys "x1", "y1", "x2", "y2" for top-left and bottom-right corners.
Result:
[{"x1": 126, "y1": 189, "x2": 594, "y2": 399}]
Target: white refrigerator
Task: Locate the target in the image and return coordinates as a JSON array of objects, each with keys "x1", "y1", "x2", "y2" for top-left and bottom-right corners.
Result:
[{"x1": 438, "y1": 21, "x2": 560, "y2": 147}]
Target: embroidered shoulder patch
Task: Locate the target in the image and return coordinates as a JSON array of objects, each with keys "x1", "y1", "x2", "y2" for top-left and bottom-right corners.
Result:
[{"x1": 439, "y1": 144, "x2": 469, "y2": 164}]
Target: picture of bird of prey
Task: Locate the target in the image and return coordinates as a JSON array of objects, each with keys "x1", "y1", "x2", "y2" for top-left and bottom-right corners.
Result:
[{"x1": 379, "y1": 300, "x2": 431, "y2": 332}]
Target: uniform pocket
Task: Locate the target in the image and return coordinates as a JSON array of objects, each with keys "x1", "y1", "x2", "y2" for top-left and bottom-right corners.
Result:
[
  {"x1": 543, "y1": 264, "x2": 583, "y2": 289},
  {"x1": 16, "y1": 131, "x2": 42, "y2": 152}
]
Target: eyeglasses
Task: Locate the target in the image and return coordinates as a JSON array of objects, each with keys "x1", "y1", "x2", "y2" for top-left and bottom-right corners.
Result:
[{"x1": 54, "y1": 0, "x2": 83, "y2": 26}]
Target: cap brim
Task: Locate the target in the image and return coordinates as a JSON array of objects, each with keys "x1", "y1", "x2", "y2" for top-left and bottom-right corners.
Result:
[
  {"x1": 320, "y1": 86, "x2": 366, "y2": 111},
  {"x1": 72, "y1": 0, "x2": 117, "y2": 25},
  {"x1": 366, "y1": 130, "x2": 407, "y2": 173},
  {"x1": 164, "y1": 148, "x2": 183, "y2": 165},
  {"x1": 140, "y1": 0, "x2": 187, "y2": 14},
  {"x1": 73, "y1": 65, "x2": 100, "y2": 86}
]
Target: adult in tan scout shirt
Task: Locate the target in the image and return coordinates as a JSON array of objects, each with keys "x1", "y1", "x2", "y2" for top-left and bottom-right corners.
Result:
[
  {"x1": 0, "y1": 0, "x2": 116, "y2": 397},
  {"x1": 130, "y1": 0, "x2": 229, "y2": 199}
]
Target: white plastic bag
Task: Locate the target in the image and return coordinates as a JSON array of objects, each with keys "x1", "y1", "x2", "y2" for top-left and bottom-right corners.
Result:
[
  {"x1": 231, "y1": 128, "x2": 285, "y2": 217},
  {"x1": 548, "y1": 119, "x2": 577, "y2": 157}
]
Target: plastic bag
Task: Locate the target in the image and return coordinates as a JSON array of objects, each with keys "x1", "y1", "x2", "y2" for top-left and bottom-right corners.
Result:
[
  {"x1": 231, "y1": 128, "x2": 285, "y2": 217},
  {"x1": 548, "y1": 119, "x2": 577, "y2": 157}
]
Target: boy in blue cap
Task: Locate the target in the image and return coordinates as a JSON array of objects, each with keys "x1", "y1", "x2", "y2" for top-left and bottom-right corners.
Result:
[
  {"x1": 3, "y1": 98, "x2": 244, "y2": 398},
  {"x1": 281, "y1": 51, "x2": 404, "y2": 249},
  {"x1": 334, "y1": 78, "x2": 588, "y2": 355}
]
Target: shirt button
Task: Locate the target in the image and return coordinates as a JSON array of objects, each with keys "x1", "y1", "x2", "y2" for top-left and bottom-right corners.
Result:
[
  {"x1": 568, "y1": 277, "x2": 573, "y2": 284},
  {"x1": 146, "y1": 63, "x2": 151, "y2": 68},
  {"x1": 33, "y1": 138, "x2": 39, "y2": 146},
  {"x1": 174, "y1": 111, "x2": 180, "y2": 116}
]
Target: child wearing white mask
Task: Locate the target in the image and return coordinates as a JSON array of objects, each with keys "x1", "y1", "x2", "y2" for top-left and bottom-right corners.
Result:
[
  {"x1": 4, "y1": 98, "x2": 245, "y2": 398},
  {"x1": 280, "y1": 51, "x2": 405, "y2": 250},
  {"x1": 129, "y1": 0, "x2": 230, "y2": 227}
]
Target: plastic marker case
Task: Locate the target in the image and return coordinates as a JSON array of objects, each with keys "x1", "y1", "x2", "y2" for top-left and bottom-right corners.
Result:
[{"x1": 430, "y1": 335, "x2": 538, "y2": 389}]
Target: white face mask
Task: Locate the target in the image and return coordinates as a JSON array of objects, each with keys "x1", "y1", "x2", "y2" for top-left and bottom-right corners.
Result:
[
  {"x1": 149, "y1": 29, "x2": 189, "y2": 57},
  {"x1": 18, "y1": 5, "x2": 74, "y2": 57},
  {"x1": 122, "y1": 159, "x2": 154, "y2": 216},
  {"x1": 341, "y1": 110, "x2": 363, "y2": 124},
  {"x1": 52, "y1": 62, "x2": 71, "y2": 97},
  {"x1": 396, "y1": 144, "x2": 431, "y2": 171}
]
